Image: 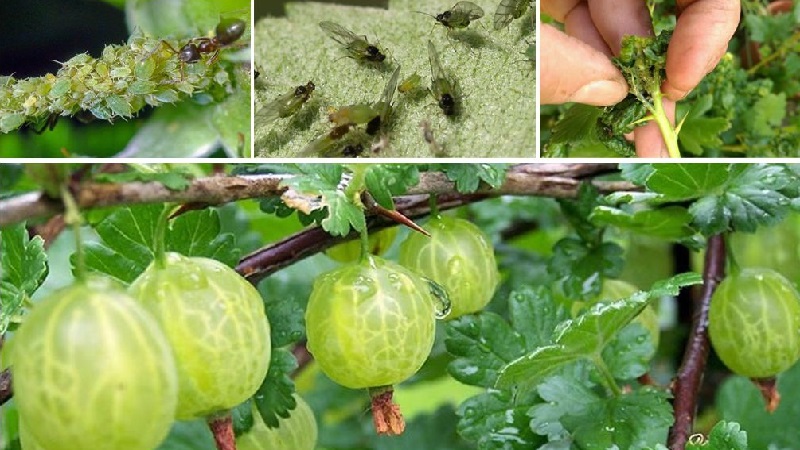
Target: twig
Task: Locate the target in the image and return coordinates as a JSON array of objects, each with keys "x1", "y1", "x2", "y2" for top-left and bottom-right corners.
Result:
[
  {"x1": 0, "y1": 164, "x2": 638, "y2": 227},
  {"x1": 668, "y1": 235, "x2": 726, "y2": 449}
]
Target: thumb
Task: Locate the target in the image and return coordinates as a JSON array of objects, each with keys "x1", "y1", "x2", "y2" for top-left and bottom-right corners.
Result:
[{"x1": 541, "y1": 24, "x2": 628, "y2": 106}]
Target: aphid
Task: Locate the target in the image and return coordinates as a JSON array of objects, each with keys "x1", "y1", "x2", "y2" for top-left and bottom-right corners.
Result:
[
  {"x1": 417, "y1": 1, "x2": 485, "y2": 30},
  {"x1": 397, "y1": 73, "x2": 422, "y2": 94},
  {"x1": 494, "y1": 0, "x2": 529, "y2": 30},
  {"x1": 328, "y1": 104, "x2": 379, "y2": 127},
  {"x1": 366, "y1": 65, "x2": 401, "y2": 135},
  {"x1": 256, "y1": 81, "x2": 315, "y2": 124},
  {"x1": 299, "y1": 124, "x2": 354, "y2": 156},
  {"x1": 319, "y1": 21, "x2": 387, "y2": 64},
  {"x1": 427, "y1": 41, "x2": 458, "y2": 116}
]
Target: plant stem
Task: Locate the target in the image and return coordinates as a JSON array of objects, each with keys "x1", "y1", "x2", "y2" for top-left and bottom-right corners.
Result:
[
  {"x1": 747, "y1": 30, "x2": 800, "y2": 75},
  {"x1": 152, "y1": 205, "x2": 174, "y2": 269},
  {"x1": 208, "y1": 414, "x2": 236, "y2": 450},
  {"x1": 592, "y1": 355, "x2": 622, "y2": 397},
  {"x1": 651, "y1": 91, "x2": 681, "y2": 158},
  {"x1": 61, "y1": 186, "x2": 86, "y2": 281},
  {"x1": 429, "y1": 194, "x2": 440, "y2": 217},
  {"x1": 359, "y1": 227, "x2": 371, "y2": 263}
]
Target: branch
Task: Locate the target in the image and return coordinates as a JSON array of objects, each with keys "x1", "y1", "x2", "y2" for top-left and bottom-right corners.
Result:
[
  {"x1": 0, "y1": 164, "x2": 636, "y2": 227},
  {"x1": 668, "y1": 235, "x2": 726, "y2": 449},
  {"x1": 0, "y1": 368, "x2": 11, "y2": 406}
]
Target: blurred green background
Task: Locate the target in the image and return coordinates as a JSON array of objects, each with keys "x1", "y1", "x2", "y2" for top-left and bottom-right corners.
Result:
[{"x1": 255, "y1": 0, "x2": 388, "y2": 18}]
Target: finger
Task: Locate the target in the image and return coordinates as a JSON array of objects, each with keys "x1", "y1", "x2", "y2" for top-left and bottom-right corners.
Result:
[
  {"x1": 587, "y1": 0, "x2": 653, "y2": 55},
  {"x1": 541, "y1": 0, "x2": 583, "y2": 22},
  {"x1": 540, "y1": 24, "x2": 629, "y2": 105},
  {"x1": 634, "y1": 99, "x2": 676, "y2": 158},
  {"x1": 663, "y1": 0, "x2": 741, "y2": 100},
  {"x1": 564, "y1": 3, "x2": 613, "y2": 56}
]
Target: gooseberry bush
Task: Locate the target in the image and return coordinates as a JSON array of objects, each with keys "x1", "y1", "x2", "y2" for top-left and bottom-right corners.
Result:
[{"x1": 1, "y1": 162, "x2": 800, "y2": 450}]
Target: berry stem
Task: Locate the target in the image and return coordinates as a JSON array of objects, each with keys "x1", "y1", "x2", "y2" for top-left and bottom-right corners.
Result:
[
  {"x1": 359, "y1": 227, "x2": 371, "y2": 262},
  {"x1": 208, "y1": 414, "x2": 237, "y2": 450},
  {"x1": 61, "y1": 186, "x2": 86, "y2": 281},
  {"x1": 429, "y1": 194, "x2": 440, "y2": 217},
  {"x1": 153, "y1": 205, "x2": 174, "y2": 269},
  {"x1": 368, "y1": 385, "x2": 405, "y2": 435}
]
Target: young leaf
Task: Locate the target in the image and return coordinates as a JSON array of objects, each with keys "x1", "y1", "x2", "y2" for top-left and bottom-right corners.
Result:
[
  {"x1": 80, "y1": 205, "x2": 239, "y2": 284},
  {"x1": 685, "y1": 421, "x2": 749, "y2": 450},
  {"x1": 320, "y1": 190, "x2": 367, "y2": 236},
  {"x1": 253, "y1": 348, "x2": 298, "y2": 428},
  {"x1": 439, "y1": 164, "x2": 508, "y2": 193},
  {"x1": 0, "y1": 223, "x2": 48, "y2": 333},
  {"x1": 676, "y1": 94, "x2": 730, "y2": 156},
  {"x1": 364, "y1": 164, "x2": 420, "y2": 209},
  {"x1": 590, "y1": 205, "x2": 697, "y2": 241}
]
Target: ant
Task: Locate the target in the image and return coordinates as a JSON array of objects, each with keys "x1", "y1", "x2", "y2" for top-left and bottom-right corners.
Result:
[{"x1": 149, "y1": 17, "x2": 247, "y2": 80}]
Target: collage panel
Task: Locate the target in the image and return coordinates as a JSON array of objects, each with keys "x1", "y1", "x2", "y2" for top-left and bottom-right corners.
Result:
[
  {"x1": 539, "y1": 1, "x2": 800, "y2": 159},
  {"x1": 0, "y1": 0, "x2": 251, "y2": 158},
  {"x1": 3, "y1": 162, "x2": 800, "y2": 450},
  {"x1": 253, "y1": 0, "x2": 535, "y2": 158}
]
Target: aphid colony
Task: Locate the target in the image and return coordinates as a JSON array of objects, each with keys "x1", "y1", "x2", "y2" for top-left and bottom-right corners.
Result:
[
  {"x1": 0, "y1": 18, "x2": 247, "y2": 134},
  {"x1": 257, "y1": 1, "x2": 532, "y2": 157}
]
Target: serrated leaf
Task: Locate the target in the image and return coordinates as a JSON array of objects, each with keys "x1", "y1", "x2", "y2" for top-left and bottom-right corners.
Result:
[
  {"x1": 262, "y1": 294, "x2": 304, "y2": 348},
  {"x1": 440, "y1": 164, "x2": 508, "y2": 193},
  {"x1": 364, "y1": 164, "x2": 419, "y2": 209},
  {"x1": 80, "y1": 205, "x2": 239, "y2": 284},
  {"x1": 445, "y1": 312, "x2": 526, "y2": 387},
  {"x1": 549, "y1": 238, "x2": 625, "y2": 299},
  {"x1": 590, "y1": 205, "x2": 696, "y2": 240},
  {"x1": 282, "y1": 164, "x2": 344, "y2": 193},
  {"x1": 496, "y1": 274, "x2": 702, "y2": 390},
  {"x1": 231, "y1": 398, "x2": 255, "y2": 436},
  {"x1": 94, "y1": 171, "x2": 192, "y2": 190},
  {"x1": 254, "y1": 348, "x2": 297, "y2": 428},
  {"x1": 457, "y1": 390, "x2": 545, "y2": 450},
  {"x1": 677, "y1": 94, "x2": 730, "y2": 156},
  {"x1": 528, "y1": 367, "x2": 599, "y2": 439},
  {"x1": 685, "y1": 421, "x2": 749, "y2": 450},
  {"x1": 508, "y1": 286, "x2": 568, "y2": 350},
  {"x1": 550, "y1": 103, "x2": 603, "y2": 144},
  {"x1": 688, "y1": 164, "x2": 797, "y2": 234},
  {"x1": 320, "y1": 190, "x2": 366, "y2": 236},
  {"x1": 619, "y1": 163, "x2": 655, "y2": 186},
  {"x1": 0, "y1": 223, "x2": 48, "y2": 333},
  {"x1": 749, "y1": 93, "x2": 786, "y2": 136}
]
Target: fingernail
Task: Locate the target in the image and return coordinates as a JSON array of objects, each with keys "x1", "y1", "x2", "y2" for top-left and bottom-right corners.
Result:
[{"x1": 568, "y1": 81, "x2": 628, "y2": 105}]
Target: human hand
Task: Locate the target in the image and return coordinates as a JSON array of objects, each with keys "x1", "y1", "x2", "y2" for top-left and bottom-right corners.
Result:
[{"x1": 541, "y1": 0, "x2": 740, "y2": 157}]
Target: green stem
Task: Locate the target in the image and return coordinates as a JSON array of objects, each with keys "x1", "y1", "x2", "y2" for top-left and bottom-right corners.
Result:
[
  {"x1": 428, "y1": 194, "x2": 440, "y2": 217},
  {"x1": 153, "y1": 205, "x2": 174, "y2": 269},
  {"x1": 359, "y1": 227, "x2": 371, "y2": 263},
  {"x1": 61, "y1": 186, "x2": 86, "y2": 282},
  {"x1": 345, "y1": 164, "x2": 368, "y2": 200},
  {"x1": 650, "y1": 90, "x2": 681, "y2": 158},
  {"x1": 593, "y1": 355, "x2": 622, "y2": 397},
  {"x1": 724, "y1": 236, "x2": 741, "y2": 276}
]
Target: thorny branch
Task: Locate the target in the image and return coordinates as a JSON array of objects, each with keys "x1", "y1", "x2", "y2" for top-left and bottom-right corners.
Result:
[
  {"x1": 668, "y1": 235, "x2": 726, "y2": 450},
  {"x1": 0, "y1": 163, "x2": 637, "y2": 407},
  {"x1": 0, "y1": 163, "x2": 633, "y2": 227}
]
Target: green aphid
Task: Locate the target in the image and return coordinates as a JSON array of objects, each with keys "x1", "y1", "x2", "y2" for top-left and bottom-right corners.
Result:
[
  {"x1": 366, "y1": 65, "x2": 401, "y2": 135},
  {"x1": 493, "y1": 0, "x2": 529, "y2": 30},
  {"x1": 427, "y1": 41, "x2": 458, "y2": 116},
  {"x1": 299, "y1": 124, "x2": 354, "y2": 157},
  {"x1": 256, "y1": 81, "x2": 315, "y2": 124},
  {"x1": 319, "y1": 21, "x2": 387, "y2": 65},
  {"x1": 397, "y1": 73, "x2": 422, "y2": 94},
  {"x1": 418, "y1": 1, "x2": 485, "y2": 30}
]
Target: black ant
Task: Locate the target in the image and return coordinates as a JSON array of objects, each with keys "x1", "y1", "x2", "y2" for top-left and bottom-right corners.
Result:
[{"x1": 149, "y1": 18, "x2": 247, "y2": 79}]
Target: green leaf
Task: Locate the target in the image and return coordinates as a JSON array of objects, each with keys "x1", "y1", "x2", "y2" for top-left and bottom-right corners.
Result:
[
  {"x1": 645, "y1": 164, "x2": 734, "y2": 201},
  {"x1": 676, "y1": 95, "x2": 730, "y2": 156},
  {"x1": 0, "y1": 223, "x2": 48, "y2": 333},
  {"x1": 81, "y1": 205, "x2": 239, "y2": 284},
  {"x1": 364, "y1": 164, "x2": 420, "y2": 209},
  {"x1": 320, "y1": 190, "x2": 367, "y2": 236},
  {"x1": 231, "y1": 399, "x2": 255, "y2": 436},
  {"x1": 550, "y1": 104, "x2": 603, "y2": 144},
  {"x1": 601, "y1": 324, "x2": 654, "y2": 380},
  {"x1": 212, "y1": 72, "x2": 252, "y2": 158},
  {"x1": 548, "y1": 238, "x2": 624, "y2": 299},
  {"x1": 254, "y1": 0, "x2": 535, "y2": 157},
  {"x1": 440, "y1": 163, "x2": 508, "y2": 193},
  {"x1": 156, "y1": 421, "x2": 215, "y2": 450},
  {"x1": 457, "y1": 390, "x2": 546, "y2": 450},
  {"x1": 716, "y1": 361, "x2": 800, "y2": 449},
  {"x1": 94, "y1": 171, "x2": 193, "y2": 190},
  {"x1": 689, "y1": 164, "x2": 798, "y2": 234},
  {"x1": 496, "y1": 273, "x2": 702, "y2": 390},
  {"x1": 260, "y1": 288, "x2": 304, "y2": 348},
  {"x1": 748, "y1": 93, "x2": 786, "y2": 136},
  {"x1": 590, "y1": 205, "x2": 697, "y2": 240},
  {"x1": 508, "y1": 286, "x2": 568, "y2": 350},
  {"x1": 444, "y1": 312, "x2": 526, "y2": 388},
  {"x1": 686, "y1": 421, "x2": 749, "y2": 450},
  {"x1": 121, "y1": 103, "x2": 225, "y2": 158},
  {"x1": 254, "y1": 348, "x2": 297, "y2": 428}
]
